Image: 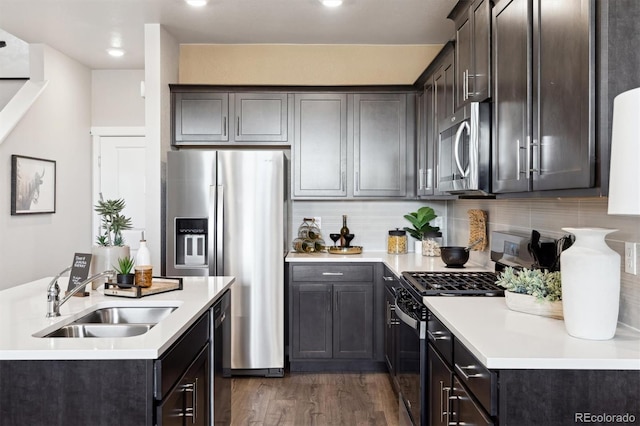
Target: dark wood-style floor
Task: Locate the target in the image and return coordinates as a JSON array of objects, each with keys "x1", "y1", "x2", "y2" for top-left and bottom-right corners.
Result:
[{"x1": 231, "y1": 372, "x2": 399, "y2": 426}]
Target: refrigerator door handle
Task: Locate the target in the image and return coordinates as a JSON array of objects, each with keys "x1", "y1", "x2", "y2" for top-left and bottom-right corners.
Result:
[
  {"x1": 208, "y1": 185, "x2": 217, "y2": 276},
  {"x1": 215, "y1": 184, "x2": 224, "y2": 276}
]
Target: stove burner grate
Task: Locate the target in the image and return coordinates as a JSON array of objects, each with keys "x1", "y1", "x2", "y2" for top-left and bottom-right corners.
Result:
[{"x1": 402, "y1": 271, "x2": 504, "y2": 296}]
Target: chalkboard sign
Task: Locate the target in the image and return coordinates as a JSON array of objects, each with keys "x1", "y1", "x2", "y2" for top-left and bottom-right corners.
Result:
[{"x1": 66, "y1": 253, "x2": 92, "y2": 296}]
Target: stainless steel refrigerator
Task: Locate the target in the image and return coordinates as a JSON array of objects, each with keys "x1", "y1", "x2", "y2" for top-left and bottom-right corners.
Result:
[{"x1": 166, "y1": 150, "x2": 285, "y2": 377}]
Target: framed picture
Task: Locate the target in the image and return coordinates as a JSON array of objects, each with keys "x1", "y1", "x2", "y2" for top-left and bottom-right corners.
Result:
[{"x1": 11, "y1": 155, "x2": 56, "y2": 215}]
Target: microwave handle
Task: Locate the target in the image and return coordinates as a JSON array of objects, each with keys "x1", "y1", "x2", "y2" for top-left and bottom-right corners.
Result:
[{"x1": 454, "y1": 120, "x2": 471, "y2": 177}]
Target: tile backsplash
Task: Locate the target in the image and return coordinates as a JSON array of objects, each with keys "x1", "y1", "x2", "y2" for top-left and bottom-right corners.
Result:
[
  {"x1": 449, "y1": 198, "x2": 640, "y2": 330},
  {"x1": 291, "y1": 200, "x2": 447, "y2": 252}
]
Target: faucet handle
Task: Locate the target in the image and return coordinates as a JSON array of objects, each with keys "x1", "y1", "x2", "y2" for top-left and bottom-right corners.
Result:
[{"x1": 47, "y1": 282, "x2": 60, "y2": 301}]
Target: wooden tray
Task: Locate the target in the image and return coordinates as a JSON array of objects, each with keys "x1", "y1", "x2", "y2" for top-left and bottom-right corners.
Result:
[
  {"x1": 104, "y1": 277, "x2": 183, "y2": 298},
  {"x1": 327, "y1": 246, "x2": 363, "y2": 255}
]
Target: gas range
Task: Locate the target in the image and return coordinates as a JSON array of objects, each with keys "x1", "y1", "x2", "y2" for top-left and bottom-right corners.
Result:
[{"x1": 401, "y1": 271, "x2": 503, "y2": 297}]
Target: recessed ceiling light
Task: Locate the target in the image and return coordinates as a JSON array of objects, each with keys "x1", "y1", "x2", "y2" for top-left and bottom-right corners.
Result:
[
  {"x1": 107, "y1": 48, "x2": 125, "y2": 57},
  {"x1": 185, "y1": 0, "x2": 208, "y2": 6},
  {"x1": 320, "y1": 0, "x2": 343, "y2": 7}
]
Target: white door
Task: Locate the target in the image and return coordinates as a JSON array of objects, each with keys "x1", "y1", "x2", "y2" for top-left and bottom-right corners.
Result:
[{"x1": 93, "y1": 133, "x2": 146, "y2": 254}]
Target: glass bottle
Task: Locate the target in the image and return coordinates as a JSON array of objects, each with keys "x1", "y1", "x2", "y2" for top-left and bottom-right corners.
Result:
[
  {"x1": 339, "y1": 215, "x2": 350, "y2": 247},
  {"x1": 308, "y1": 219, "x2": 321, "y2": 240},
  {"x1": 135, "y1": 232, "x2": 151, "y2": 266}
]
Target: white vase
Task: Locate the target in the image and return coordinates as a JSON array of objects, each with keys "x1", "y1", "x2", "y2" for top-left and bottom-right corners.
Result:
[
  {"x1": 560, "y1": 228, "x2": 620, "y2": 340},
  {"x1": 91, "y1": 245, "x2": 130, "y2": 290}
]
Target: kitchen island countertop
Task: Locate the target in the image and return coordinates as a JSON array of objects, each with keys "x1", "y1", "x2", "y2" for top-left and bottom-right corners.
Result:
[{"x1": 0, "y1": 276, "x2": 234, "y2": 360}]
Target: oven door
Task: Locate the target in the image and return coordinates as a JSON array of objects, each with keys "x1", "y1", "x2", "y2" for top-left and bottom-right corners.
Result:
[{"x1": 394, "y1": 298, "x2": 425, "y2": 426}]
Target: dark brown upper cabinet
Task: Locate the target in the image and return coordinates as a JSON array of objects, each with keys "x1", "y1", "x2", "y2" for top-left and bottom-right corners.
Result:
[
  {"x1": 492, "y1": 0, "x2": 594, "y2": 193},
  {"x1": 449, "y1": 0, "x2": 492, "y2": 109}
]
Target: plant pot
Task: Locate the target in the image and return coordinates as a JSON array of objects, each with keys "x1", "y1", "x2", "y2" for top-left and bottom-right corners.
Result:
[
  {"x1": 504, "y1": 291, "x2": 563, "y2": 320},
  {"x1": 91, "y1": 245, "x2": 130, "y2": 289},
  {"x1": 116, "y1": 273, "x2": 135, "y2": 288}
]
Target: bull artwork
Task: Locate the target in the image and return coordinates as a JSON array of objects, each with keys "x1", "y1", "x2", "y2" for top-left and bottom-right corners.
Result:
[
  {"x1": 16, "y1": 167, "x2": 46, "y2": 211},
  {"x1": 10, "y1": 155, "x2": 56, "y2": 215}
]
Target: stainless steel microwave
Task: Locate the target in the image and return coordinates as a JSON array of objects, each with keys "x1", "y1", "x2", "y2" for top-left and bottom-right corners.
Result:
[{"x1": 436, "y1": 102, "x2": 491, "y2": 195}]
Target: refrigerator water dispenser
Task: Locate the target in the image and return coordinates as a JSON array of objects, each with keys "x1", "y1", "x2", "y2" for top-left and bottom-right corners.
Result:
[{"x1": 175, "y1": 218, "x2": 207, "y2": 266}]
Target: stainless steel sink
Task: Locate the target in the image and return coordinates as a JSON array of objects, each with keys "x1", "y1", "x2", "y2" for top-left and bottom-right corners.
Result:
[
  {"x1": 45, "y1": 323, "x2": 154, "y2": 338},
  {"x1": 71, "y1": 306, "x2": 177, "y2": 325},
  {"x1": 37, "y1": 305, "x2": 179, "y2": 338}
]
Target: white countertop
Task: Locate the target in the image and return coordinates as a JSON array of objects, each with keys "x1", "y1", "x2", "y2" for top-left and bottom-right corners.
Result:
[
  {"x1": 288, "y1": 251, "x2": 640, "y2": 371},
  {"x1": 286, "y1": 250, "x2": 491, "y2": 274},
  {"x1": 423, "y1": 297, "x2": 640, "y2": 370},
  {"x1": 0, "y1": 276, "x2": 234, "y2": 360}
]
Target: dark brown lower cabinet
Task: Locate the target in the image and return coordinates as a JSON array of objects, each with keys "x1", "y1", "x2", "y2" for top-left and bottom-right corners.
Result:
[
  {"x1": 288, "y1": 262, "x2": 384, "y2": 372},
  {"x1": 157, "y1": 344, "x2": 209, "y2": 426},
  {"x1": 0, "y1": 308, "x2": 220, "y2": 426},
  {"x1": 425, "y1": 310, "x2": 640, "y2": 426}
]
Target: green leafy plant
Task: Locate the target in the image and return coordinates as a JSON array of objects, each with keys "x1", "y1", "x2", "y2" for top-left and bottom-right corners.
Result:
[
  {"x1": 94, "y1": 198, "x2": 133, "y2": 246},
  {"x1": 403, "y1": 206, "x2": 440, "y2": 240},
  {"x1": 113, "y1": 256, "x2": 135, "y2": 275},
  {"x1": 496, "y1": 267, "x2": 562, "y2": 302}
]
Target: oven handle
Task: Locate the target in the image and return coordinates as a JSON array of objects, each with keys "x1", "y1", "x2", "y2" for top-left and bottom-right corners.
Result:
[{"x1": 393, "y1": 299, "x2": 418, "y2": 330}]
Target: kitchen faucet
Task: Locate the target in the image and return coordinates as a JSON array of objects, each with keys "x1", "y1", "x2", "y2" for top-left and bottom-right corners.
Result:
[{"x1": 46, "y1": 268, "x2": 116, "y2": 318}]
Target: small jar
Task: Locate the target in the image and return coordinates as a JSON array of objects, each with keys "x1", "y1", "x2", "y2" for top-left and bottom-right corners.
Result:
[
  {"x1": 387, "y1": 229, "x2": 408, "y2": 254},
  {"x1": 422, "y1": 232, "x2": 443, "y2": 257},
  {"x1": 135, "y1": 265, "x2": 153, "y2": 288}
]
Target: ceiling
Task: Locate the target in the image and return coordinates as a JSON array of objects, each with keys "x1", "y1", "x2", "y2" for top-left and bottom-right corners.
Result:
[{"x1": 0, "y1": 0, "x2": 457, "y2": 70}]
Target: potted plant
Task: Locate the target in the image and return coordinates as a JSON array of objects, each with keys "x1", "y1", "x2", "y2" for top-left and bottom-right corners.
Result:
[
  {"x1": 90, "y1": 197, "x2": 133, "y2": 289},
  {"x1": 495, "y1": 267, "x2": 563, "y2": 319},
  {"x1": 114, "y1": 256, "x2": 135, "y2": 287},
  {"x1": 403, "y1": 206, "x2": 441, "y2": 256}
]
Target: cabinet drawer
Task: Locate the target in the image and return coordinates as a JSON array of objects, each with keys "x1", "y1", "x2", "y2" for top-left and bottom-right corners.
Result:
[
  {"x1": 291, "y1": 264, "x2": 374, "y2": 282},
  {"x1": 155, "y1": 311, "x2": 210, "y2": 400},
  {"x1": 428, "y1": 312, "x2": 453, "y2": 365},
  {"x1": 453, "y1": 338, "x2": 497, "y2": 416}
]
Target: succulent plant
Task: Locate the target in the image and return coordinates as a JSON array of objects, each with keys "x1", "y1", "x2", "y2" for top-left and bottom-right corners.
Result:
[
  {"x1": 496, "y1": 267, "x2": 562, "y2": 302},
  {"x1": 114, "y1": 256, "x2": 135, "y2": 275}
]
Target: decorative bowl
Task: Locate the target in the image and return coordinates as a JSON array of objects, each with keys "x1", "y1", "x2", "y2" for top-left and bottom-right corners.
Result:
[{"x1": 504, "y1": 291, "x2": 563, "y2": 320}]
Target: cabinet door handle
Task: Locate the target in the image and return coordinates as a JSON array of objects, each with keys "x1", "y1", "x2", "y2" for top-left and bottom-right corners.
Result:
[
  {"x1": 462, "y1": 69, "x2": 467, "y2": 101},
  {"x1": 180, "y1": 378, "x2": 198, "y2": 424},
  {"x1": 237, "y1": 116, "x2": 240, "y2": 137},
  {"x1": 465, "y1": 68, "x2": 471, "y2": 100},
  {"x1": 532, "y1": 137, "x2": 540, "y2": 175},
  {"x1": 427, "y1": 330, "x2": 450, "y2": 341},
  {"x1": 322, "y1": 272, "x2": 343, "y2": 276},
  {"x1": 355, "y1": 171, "x2": 360, "y2": 192},
  {"x1": 382, "y1": 276, "x2": 394, "y2": 281},
  {"x1": 441, "y1": 382, "x2": 453, "y2": 423},
  {"x1": 455, "y1": 363, "x2": 484, "y2": 380},
  {"x1": 223, "y1": 117, "x2": 227, "y2": 137},
  {"x1": 418, "y1": 168, "x2": 425, "y2": 190},
  {"x1": 526, "y1": 136, "x2": 532, "y2": 175}
]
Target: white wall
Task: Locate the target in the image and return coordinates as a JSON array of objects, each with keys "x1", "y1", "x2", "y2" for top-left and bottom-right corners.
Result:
[
  {"x1": 91, "y1": 70, "x2": 145, "y2": 126},
  {"x1": 144, "y1": 24, "x2": 179, "y2": 274},
  {"x1": 0, "y1": 45, "x2": 92, "y2": 289}
]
